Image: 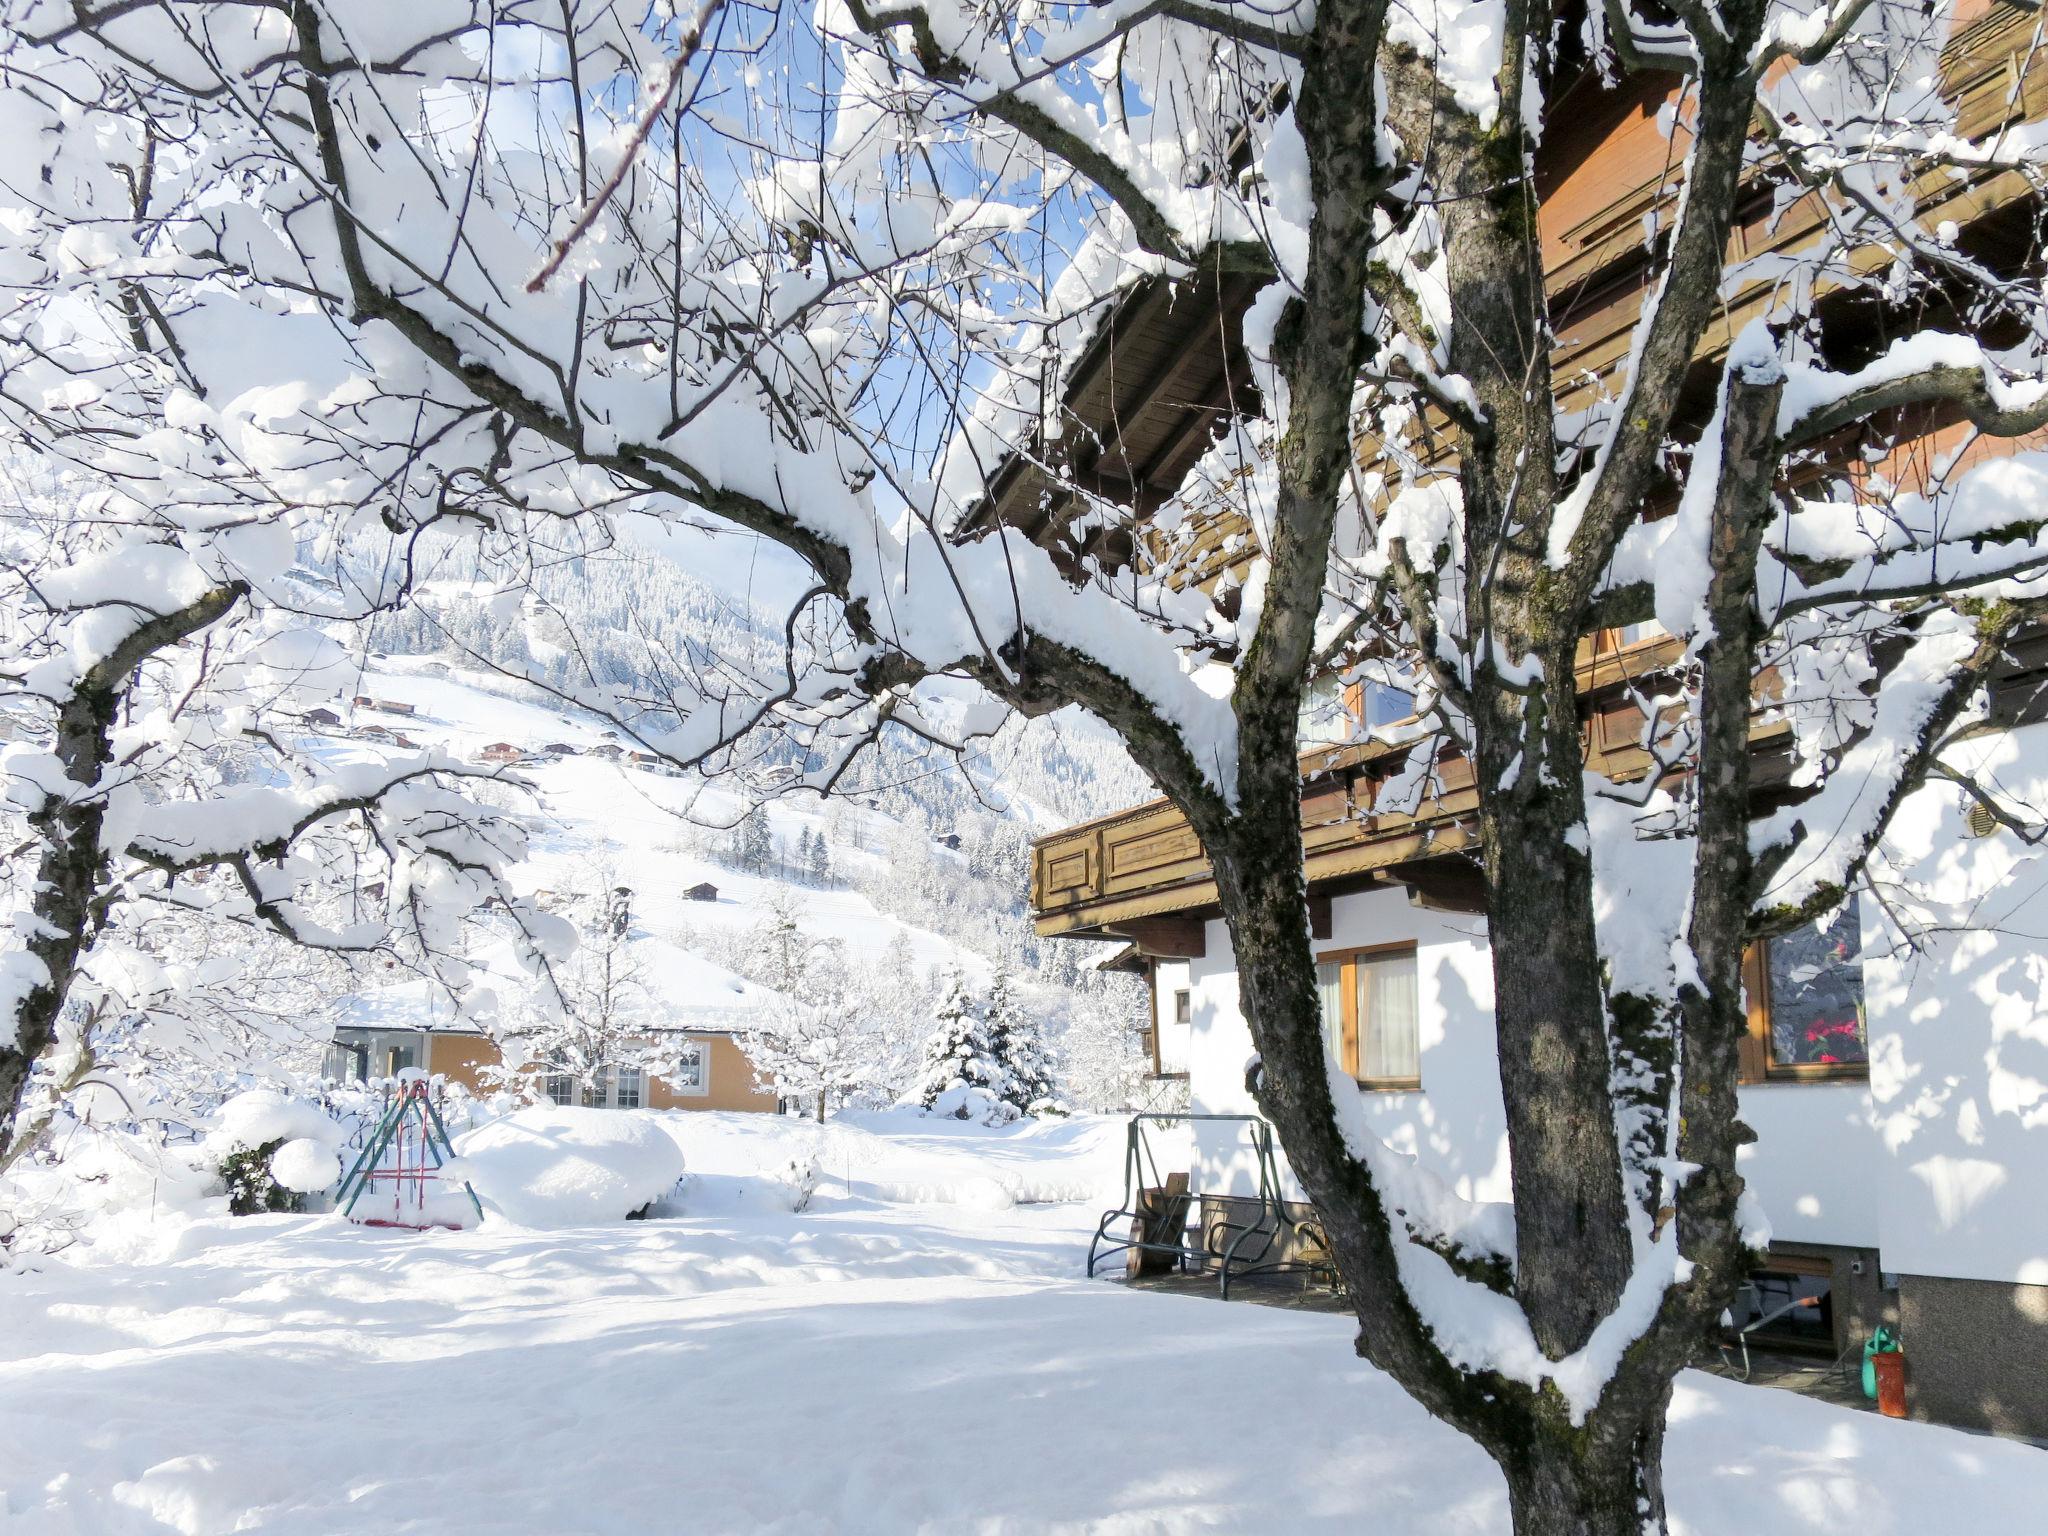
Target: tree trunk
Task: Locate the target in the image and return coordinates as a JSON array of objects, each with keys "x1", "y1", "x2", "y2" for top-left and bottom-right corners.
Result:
[
  {"x1": 0, "y1": 583, "x2": 243, "y2": 1152},
  {"x1": 1499, "y1": 1391, "x2": 1670, "y2": 1536}
]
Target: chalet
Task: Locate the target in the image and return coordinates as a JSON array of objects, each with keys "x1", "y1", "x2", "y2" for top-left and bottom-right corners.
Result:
[
  {"x1": 477, "y1": 741, "x2": 524, "y2": 765},
  {"x1": 684, "y1": 882, "x2": 720, "y2": 903},
  {"x1": 626, "y1": 750, "x2": 662, "y2": 767},
  {"x1": 1021, "y1": 4, "x2": 2048, "y2": 1442},
  {"x1": 542, "y1": 742, "x2": 579, "y2": 757},
  {"x1": 301, "y1": 706, "x2": 342, "y2": 729},
  {"x1": 591, "y1": 742, "x2": 624, "y2": 760}
]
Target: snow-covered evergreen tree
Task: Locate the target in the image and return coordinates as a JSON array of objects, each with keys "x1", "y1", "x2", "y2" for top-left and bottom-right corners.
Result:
[
  {"x1": 807, "y1": 830, "x2": 830, "y2": 886},
  {"x1": 982, "y1": 965, "x2": 1064, "y2": 1118},
  {"x1": 735, "y1": 805, "x2": 772, "y2": 873},
  {"x1": 914, "y1": 967, "x2": 1062, "y2": 1122},
  {"x1": 913, "y1": 971, "x2": 1004, "y2": 1122}
]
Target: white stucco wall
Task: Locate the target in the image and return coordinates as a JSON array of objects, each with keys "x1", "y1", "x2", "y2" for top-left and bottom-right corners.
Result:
[
  {"x1": 1179, "y1": 723, "x2": 2048, "y2": 1287},
  {"x1": 1860, "y1": 724, "x2": 2048, "y2": 1285},
  {"x1": 1151, "y1": 959, "x2": 1192, "y2": 1076},
  {"x1": 1188, "y1": 885, "x2": 1508, "y2": 1210}
]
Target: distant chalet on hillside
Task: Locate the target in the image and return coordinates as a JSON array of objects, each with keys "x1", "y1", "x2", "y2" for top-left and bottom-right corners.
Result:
[
  {"x1": 477, "y1": 742, "x2": 524, "y2": 765},
  {"x1": 684, "y1": 882, "x2": 719, "y2": 903},
  {"x1": 301, "y1": 706, "x2": 341, "y2": 728},
  {"x1": 591, "y1": 743, "x2": 623, "y2": 760},
  {"x1": 350, "y1": 695, "x2": 416, "y2": 716}
]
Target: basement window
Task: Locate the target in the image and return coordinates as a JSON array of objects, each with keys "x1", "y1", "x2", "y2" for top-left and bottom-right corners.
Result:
[{"x1": 1726, "y1": 1258, "x2": 1837, "y2": 1354}]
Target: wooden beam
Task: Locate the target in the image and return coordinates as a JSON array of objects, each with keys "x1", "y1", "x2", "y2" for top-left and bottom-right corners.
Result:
[
  {"x1": 1389, "y1": 858, "x2": 1489, "y2": 915},
  {"x1": 1110, "y1": 915, "x2": 1208, "y2": 958}
]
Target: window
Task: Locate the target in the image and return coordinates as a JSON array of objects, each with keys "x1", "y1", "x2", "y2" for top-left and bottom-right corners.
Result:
[
  {"x1": 1297, "y1": 672, "x2": 1349, "y2": 746},
  {"x1": 1173, "y1": 989, "x2": 1192, "y2": 1025},
  {"x1": 1359, "y1": 680, "x2": 1417, "y2": 734},
  {"x1": 614, "y1": 1066, "x2": 643, "y2": 1110},
  {"x1": 670, "y1": 1041, "x2": 709, "y2": 1097},
  {"x1": 1299, "y1": 671, "x2": 1417, "y2": 746},
  {"x1": 1607, "y1": 618, "x2": 1666, "y2": 650},
  {"x1": 1742, "y1": 904, "x2": 1868, "y2": 1080},
  {"x1": 1315, "y1": 944, "x2": 1421, "y2": 1089},
  {"x1": 544, "y1": 1073, "x2": 575, "y2": 1107},
  {"x1": 1725, "y1": 1256, "x2": 1837, "y2": 1353}
]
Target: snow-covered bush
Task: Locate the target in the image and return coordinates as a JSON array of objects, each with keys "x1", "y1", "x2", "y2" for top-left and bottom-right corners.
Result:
[
  {"x1": 776, "y1": 1147, "x2": 822, "y2": 1213},
  {"x1": 203, "y1": 1091, "x2": 346, "y2": 1216},
  {"x1": 447, "y1": 1107, "x2": 685, "y2": 1227}
]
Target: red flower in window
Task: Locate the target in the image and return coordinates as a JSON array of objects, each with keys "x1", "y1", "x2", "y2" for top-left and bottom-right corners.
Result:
[{"x1": 1802, "y1": 1016, "x2": 1860, "y2": 1062}]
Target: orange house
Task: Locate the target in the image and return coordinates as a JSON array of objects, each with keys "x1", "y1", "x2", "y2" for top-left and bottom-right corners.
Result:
[{"x1": 324, "y1": 1025, "x2": 777, "y2": 1113}]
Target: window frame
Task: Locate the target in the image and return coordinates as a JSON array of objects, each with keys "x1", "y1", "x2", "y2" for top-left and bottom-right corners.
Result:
[
  {"x1": 1739, "y1": 922, "x2": 1870, "y2": 1085},
  {"x1": 1315, "y1": 941, "x2": 1422, "y2": 1092},
  {"x1": 614, "y1": 1064, "x2": 644, "y2": 1110},
  {"x1": 669, "y1": 1039, "x2": 711, "y2": 1098},
  {"x1": 1173, "y1": 988, "x2": 1192, "y2": 1026}
]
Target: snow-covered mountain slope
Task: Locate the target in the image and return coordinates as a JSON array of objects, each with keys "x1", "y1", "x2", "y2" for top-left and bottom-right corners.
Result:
[
  {"x1": 308, "y1": 653, "x2": 1146, "y2": 1108},
  {"x1": 323, "y1": 661, "x2": 1002, "y2": 981},
  {"x1": 310, "y1": 528, "x2": 1153, "y2": 1101}
]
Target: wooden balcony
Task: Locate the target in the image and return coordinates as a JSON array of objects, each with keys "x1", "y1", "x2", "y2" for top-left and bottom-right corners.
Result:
[
  {"x1": 1031, "y1": 637, "x2": 1699, "y2": 943},
  {"x1": 1033, "y1": 624, "x2": 2048, "y2": 946}
]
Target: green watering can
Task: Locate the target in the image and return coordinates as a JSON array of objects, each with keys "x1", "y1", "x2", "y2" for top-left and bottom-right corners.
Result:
[{"x1": 1862, "y1": 1325, "x2": 1901, "y2": 1399}]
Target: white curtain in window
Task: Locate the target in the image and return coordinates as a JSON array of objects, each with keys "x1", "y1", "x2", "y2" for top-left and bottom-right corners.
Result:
[
  {"x1": 1316, "y1": 960, "x2": 1343, "y2": 1063},
  {"x1": 1360, "y1": 951, "x2": 1420, "y2": 1081}
]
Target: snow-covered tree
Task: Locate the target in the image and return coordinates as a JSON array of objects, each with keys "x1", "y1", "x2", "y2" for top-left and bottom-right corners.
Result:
[
  {"x1": 499, "y1": 874, "x2": 658, "y2": 1100},
  {"x1": 22, "y1": 2, "x2": 2048, "y2": 1525},
  {"x1": 981, "y1": 965, "x2": 1063, "y2": 1118},
  {"x1": 807, "y1": 829, "x2": 830, "y2": 886},
  {"x1": 739, "y1": 995, "x2": 877, "y2": 1123},
  {"x1": 732, "y1": 805, "x2": 772, "y2": 874},
  {"x1": 0, "y1": 457, "x2": 550, "y2": 1160},
  {"x1": 913, "y1": 971, "x2": 1005, "y2": 1122}
]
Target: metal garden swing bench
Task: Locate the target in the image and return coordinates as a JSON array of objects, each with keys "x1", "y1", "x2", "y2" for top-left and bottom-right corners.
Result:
[{"x1": 1087, "y1": 1112, "x2": 1337, "y2": 1297}]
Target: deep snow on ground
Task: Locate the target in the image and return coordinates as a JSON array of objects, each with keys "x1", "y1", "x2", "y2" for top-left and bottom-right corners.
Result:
[{"x1": 4, "y1": 1111, "x2": 2042, "y2": 1535}]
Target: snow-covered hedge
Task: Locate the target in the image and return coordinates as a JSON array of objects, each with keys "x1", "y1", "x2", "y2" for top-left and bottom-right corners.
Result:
[{"x1": 446, "y1": 1107, "x2": 685, "y2": 1227}]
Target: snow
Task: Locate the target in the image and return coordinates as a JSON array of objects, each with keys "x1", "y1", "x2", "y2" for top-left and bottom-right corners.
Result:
[
  {"x1": 4, "y1": 1112, "x2": 2042, "y2": 1534},
  {"x1": 449, "y1": 1105, "x2": 687, "y2": 1227},
  {"x1": 266, "y1": 1139, "x2": 340, "y2": 1195},
  {"x1": 202, "y1": 1090, "x2": 345, "y2": 1158}
]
